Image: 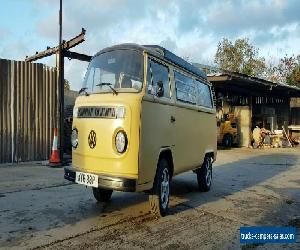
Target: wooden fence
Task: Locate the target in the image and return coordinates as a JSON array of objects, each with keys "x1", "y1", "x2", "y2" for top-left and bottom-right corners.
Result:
[{"x1": 0, "y1": 59, "x2": 58, "y2": 163}]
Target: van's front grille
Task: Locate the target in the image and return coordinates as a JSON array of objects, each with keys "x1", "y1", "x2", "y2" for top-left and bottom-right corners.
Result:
[{"x1": 78, "y1": 106, "x2": 116, "y2": 118}]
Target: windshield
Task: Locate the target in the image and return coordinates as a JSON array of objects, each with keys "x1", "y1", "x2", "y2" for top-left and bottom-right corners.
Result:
[{"x1": 83, "y1": 49, "x2": 144, "y2": 94}]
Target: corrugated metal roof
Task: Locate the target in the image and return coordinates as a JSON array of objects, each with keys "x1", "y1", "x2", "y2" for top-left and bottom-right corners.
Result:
[
  {"x1": 207, "y1": 70, "x2": 300, "y2": 97},
  {"x1": 207, "y1": 70, "x2": 300, "y2": 92}
]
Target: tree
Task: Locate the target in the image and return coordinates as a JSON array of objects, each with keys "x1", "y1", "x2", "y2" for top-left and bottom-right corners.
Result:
[
  {"x1": 64, "y1": 79, "x2": 71, "y2": 90},
  {"x1": 267, "y1": 55, "x2": 300, "y2": 87},
  {"x1": 287, "y1": 64, "x2": 300, "y2": 87},
  {"x1": 214, "y1": 38, "x2": 266, "y2": 77},
  {"x1": 265, "y1": 61, "x2": 280, "y2": 83},
  {"x1": 278, "y1": 55, "x2": 300, "y2": 87}
]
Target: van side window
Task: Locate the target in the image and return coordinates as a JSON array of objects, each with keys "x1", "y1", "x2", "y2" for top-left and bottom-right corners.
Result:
[
  {"x1": 174, "y1": 71, "x2": 196, "y2": 104},
  {"x1": 195, "y1": 80, "x2": 213, "y2": 108},
  {"x1": 147, "y1": 59, "x2": 170, "y2": 98}
]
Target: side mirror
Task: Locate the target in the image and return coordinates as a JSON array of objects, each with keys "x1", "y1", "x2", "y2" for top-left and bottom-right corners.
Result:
[{"x1": 156, "y1": 81, "x2": 164, "y2": 97}]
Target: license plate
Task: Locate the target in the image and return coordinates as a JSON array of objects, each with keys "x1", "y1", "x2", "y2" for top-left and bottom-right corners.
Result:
[{"x1": 75, "y1": 171, "x2": 98, "y2": 187}]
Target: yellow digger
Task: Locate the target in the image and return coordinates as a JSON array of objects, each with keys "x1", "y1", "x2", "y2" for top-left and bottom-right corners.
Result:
[{"x1": 217, "y1": 113, "x2": 238, "y2": 147}]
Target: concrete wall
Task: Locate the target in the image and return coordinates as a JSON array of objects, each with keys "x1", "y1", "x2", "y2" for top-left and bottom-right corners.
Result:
[
  {"x1": 234, "y1": 106, "x2": 252, "y2": 147},
  {"x1": 64, "y1": 89, "x2": 78, "y2": 107},
  {"x1": 216, "y1": 97, "x2": 252, "y2": 147}
]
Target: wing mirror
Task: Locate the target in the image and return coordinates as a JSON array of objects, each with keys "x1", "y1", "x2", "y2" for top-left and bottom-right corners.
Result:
[{"x1": 156, "y1": 81, "x2": 164, "y2": 97}]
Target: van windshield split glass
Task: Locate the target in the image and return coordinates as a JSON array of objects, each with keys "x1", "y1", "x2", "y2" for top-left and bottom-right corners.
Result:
[
  {"x1": 65, "y1": 44, "x2": 217, "y2": 217},
  {"x1": 83, "y1": 49, "x2": 144, "y2": 94}
]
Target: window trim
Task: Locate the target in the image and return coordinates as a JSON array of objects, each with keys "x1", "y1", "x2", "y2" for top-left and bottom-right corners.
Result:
[
  {"x1": 144, "y1": 53, "x2": 215, "y2": 111},
  {"x1": 173, "y1": 69, "x2": 213, "y2": 109},
  {"x1": 174, "y1": 70, "x2": 197, "y2": 105},
  {"x1": 194, "y1": 79, "x2": 214, "y2": 109},
  {"x1": 146, "y1": 57, "x2": 172, "y2": 100}
]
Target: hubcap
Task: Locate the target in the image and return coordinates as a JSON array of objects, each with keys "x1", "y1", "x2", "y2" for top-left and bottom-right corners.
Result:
[
  {"x1": 225, "y1": 138, "x2": 230, "y2": 146},
  {"x1": 205, "y1": 159, "x2": 212, "y2": 186},
  {"x1": 160, "y1": 168, "x2": 169, "y2": 209}
]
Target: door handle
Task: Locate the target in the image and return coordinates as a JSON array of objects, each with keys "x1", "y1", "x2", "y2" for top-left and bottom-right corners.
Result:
[{"x1": 170, "y1": 116, "x2": 176, "y2": 123}]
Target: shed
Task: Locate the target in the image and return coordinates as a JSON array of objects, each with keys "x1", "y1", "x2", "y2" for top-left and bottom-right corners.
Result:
[{"x1": 207, "y1": 71, "x2": 300, "y2": 147}]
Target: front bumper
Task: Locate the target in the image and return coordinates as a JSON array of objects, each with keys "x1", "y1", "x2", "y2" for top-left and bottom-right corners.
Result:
[{"x1": 64, "y1": 166, "x2": 136, "y2": 192}]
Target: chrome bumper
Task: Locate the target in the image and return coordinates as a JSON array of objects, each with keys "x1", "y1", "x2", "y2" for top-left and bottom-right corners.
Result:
[{"x1": 64, "y1": 166, "x2": 136, "y2": 192}]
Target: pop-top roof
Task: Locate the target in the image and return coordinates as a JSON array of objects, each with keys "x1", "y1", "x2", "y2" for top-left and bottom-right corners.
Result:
[
  {"x1": 94, "y1": 43, "x2": 207, "y2": 80},
  {"x1": 144, "y1": 45, "x2": 207, "y2": 79}
]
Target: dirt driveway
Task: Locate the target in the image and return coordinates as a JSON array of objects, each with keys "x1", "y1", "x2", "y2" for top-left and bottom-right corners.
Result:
[{"x1": 0, "y1": 148, "x2": 299, "y2": 249}]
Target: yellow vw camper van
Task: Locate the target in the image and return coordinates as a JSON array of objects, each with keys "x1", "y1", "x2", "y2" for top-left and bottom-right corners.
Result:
[{"x1": 64, "y1": 44, "x2": 217, "y2": 217}]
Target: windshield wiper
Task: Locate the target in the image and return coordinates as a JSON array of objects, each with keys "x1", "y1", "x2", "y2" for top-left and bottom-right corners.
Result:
[
  {"x1": 96, "y1": 82, "x2": 118, "y2": 95},
  {"x1": 78, "y1": 87, "x2": 89, "y2": 96}
]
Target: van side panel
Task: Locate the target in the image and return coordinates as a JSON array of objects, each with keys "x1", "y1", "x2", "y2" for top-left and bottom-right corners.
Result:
[
  {"x1": 138, "y1": 96, "x2": 175, "y2": 186},
  {"x1": 173, "y1": 105, "x2": 217, "y2": 173}
]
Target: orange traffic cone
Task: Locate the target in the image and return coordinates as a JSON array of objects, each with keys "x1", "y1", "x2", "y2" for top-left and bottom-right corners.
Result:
[{"x1": 49, "y1": 128, "x2": 61, "y2": 164}]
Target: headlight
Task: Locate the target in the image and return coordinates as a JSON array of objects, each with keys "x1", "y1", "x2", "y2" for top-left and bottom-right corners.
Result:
[
  {"x1": 71, "y1": 128, "x2": 78, "y2": 148},
  {"x1": 115, "y1": 131, "x2": 127, "y2": 153}
]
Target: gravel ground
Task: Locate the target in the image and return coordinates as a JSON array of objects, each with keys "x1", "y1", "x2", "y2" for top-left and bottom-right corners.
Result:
[{"x1": 0, "y1": 147, "x2": 299, "y2": 250}]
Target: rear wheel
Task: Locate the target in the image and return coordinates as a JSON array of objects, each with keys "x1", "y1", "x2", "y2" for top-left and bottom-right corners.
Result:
[
  {"x1": 149, "y1": 158, "x2": 170, "y2": 218},
  {"x1": 92, "y1": 188, "x2": 113, "y2": 202},
  {"x1": 197, "y1": 156, "x2": 212, "y2": 192}
]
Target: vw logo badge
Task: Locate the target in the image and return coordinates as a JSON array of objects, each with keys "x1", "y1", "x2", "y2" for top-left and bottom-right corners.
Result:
[{"x1": 88, "y1": 130, "x2": 96, "y2": 149}]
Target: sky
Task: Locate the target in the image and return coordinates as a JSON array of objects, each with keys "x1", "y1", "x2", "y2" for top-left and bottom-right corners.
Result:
[{"x1": 0, "y1": 0, "x2": 300, "y2": 90}]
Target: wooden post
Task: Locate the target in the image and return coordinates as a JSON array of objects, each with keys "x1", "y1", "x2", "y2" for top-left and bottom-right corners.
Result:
[{"x1": 58, "y1": 0, "x2": 64, "y2": 163}]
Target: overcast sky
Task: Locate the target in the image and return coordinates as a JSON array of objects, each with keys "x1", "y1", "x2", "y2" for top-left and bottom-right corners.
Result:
[{"x1": 0, "y1": 0, "x2": 300, "y2": 90}]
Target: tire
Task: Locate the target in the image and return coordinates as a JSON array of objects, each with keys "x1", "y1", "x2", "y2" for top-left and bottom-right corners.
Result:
[
  {"x1": 197, "y1": 156, "x2": 212, "y2": 192},
  {"x1": 223, "y1": 134, "x2": 232, "y2": 148},
  {"x1": 92, "y1": 188, "x2": 113, "y2": 202},
  {"x1": 253, "y1": 142, "x2": 259, "y2": 149},
  {"x1": 149, "y1": 158, "x2": 170, "y2": 218}
]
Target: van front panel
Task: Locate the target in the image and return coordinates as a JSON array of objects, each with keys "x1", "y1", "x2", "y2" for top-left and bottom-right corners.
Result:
[{"x1": 72, "y1": 94, "x2": 142, "y2": 179}]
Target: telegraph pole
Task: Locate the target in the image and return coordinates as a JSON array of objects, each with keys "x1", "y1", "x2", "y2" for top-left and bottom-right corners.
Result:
[
  {"x1": 58, "y1": 0, "x2": 64, "y2": 163},
  {"x1": 25, "y1": 1, "x2": 90, "y2": 166}
]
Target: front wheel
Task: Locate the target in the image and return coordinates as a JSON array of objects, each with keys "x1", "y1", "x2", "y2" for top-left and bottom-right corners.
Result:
[
  {"x1": 92, "y1": 188, "x2": 113, "y2": 202},
  {"x1": 197, "y1": 156, "x2": 212, "y2": 192},
  {"x1": 223, "y1": 134, "x2": 233, "y2": 148},
  {"x1": 149, "y1": 158, "x2": 170, "y2": 218}
]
